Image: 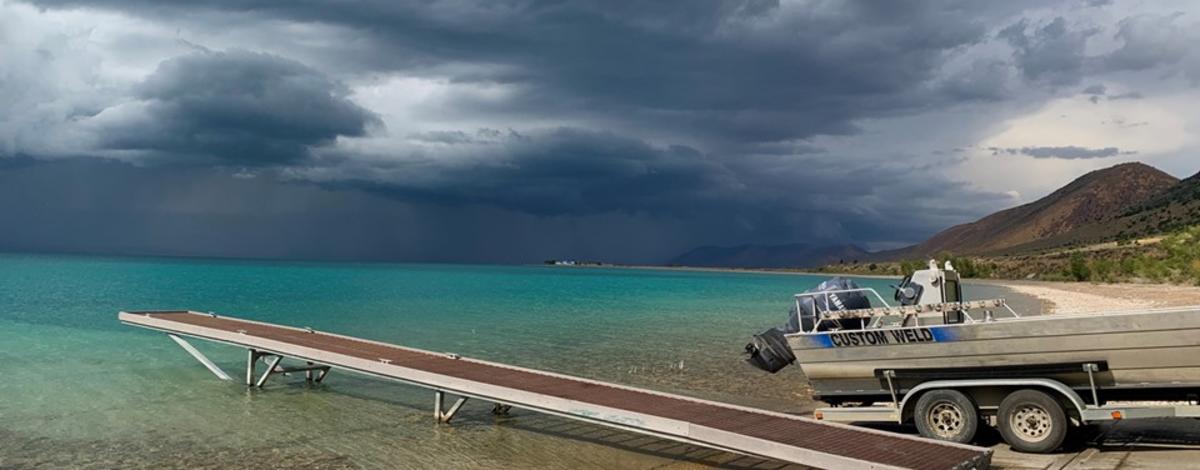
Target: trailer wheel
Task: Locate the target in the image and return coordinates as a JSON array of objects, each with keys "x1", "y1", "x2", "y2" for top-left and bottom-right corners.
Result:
[
  {"x1": 998, "y1": 389, "x2": 1068, "y2": 453},
  {"x1": 913, "y1": 389, "x2": 978, "y2": 443}
]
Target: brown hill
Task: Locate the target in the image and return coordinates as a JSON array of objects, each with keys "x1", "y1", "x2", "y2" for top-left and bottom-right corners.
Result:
[
  {"x1": 897, "y1": 162, "x2": 1179, "y2": 257},
  {"x1": 1065, "y1": 169, "x2": 1200, "y2": 242},
  {"x1": 1003, "y1": 168, "x2": 1200, "y2": 253},
  {"x1": 1113, "y1": 170, "x2": 1200, "y2": 234}
]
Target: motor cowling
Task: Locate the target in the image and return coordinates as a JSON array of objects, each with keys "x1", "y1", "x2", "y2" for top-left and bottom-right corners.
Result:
[{"x1": 744, "y1": 327, "x2": 796, "y2": 373}]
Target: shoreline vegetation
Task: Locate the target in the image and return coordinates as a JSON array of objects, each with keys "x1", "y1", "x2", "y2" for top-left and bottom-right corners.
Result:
[
  {"x1": 817, "y1": 225, "x2": 1200, "y2": 286},
  {"x1": 555, "y1": 223, "x2": 1199, "y2": 287}
]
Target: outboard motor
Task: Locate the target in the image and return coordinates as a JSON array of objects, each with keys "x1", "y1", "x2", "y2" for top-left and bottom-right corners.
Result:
[
  {"x1": 744, "y1": 277, "x2": 871, "y2": 373},
  {"x1": 745, "y1": 327, "x2": 795, "y2": 373}
]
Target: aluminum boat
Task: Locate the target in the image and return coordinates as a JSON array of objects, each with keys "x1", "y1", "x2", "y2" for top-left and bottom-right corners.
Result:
[{"x1": 746, "y1": 261, "x2": 1200, "y2": 405}]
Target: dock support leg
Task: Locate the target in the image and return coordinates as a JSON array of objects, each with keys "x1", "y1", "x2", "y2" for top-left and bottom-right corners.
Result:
[
  {"x1": 246, "y1": 349, "x2": 259, "y2": 386},
  {"x1": 301, "y1": 361, "x2": 330, "y2": 383},
  {"x1": 255, "y1": 355, "x2": 283, "y2": 388},
  {"x1": 434, "y1": 391, "x2": 468, "y2": 423},
  {"x1": 245, "y1": 351, "x2": 329, "y2": 388},
  {"x1": 167, "y1": 334, "x2": 233, "y2": 381}
]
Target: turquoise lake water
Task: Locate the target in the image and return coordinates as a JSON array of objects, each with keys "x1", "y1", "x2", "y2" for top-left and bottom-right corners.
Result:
[{"x1": 0, "y1": 253, "x2": 1041, "y2": 469}]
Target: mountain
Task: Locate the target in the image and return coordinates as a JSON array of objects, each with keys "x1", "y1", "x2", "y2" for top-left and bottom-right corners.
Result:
[
  {"x1": 1004, "y1": 167, "x2": 1200, "y2": 252},
  {"x1": 668, "y1": 243, "x2": 870, "y2": 268},
  {"x1": 1096, "y1": 169, "x2": 1200, "y2": 239},
  {"x1": 896, "y1": 162, "x2": 1180, "y2": 257}
]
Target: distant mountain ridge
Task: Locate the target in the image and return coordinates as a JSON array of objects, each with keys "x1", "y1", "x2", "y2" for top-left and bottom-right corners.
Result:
[
  {"x1": 992, "y1": 170, "x2": 1198, "y2": 253},
  {"x1": 892, "y1": 162, "x2": 1180, "y2": 257},
  {"x1": 1112, "y1": 169, "x2": 1200, "y2": 233},
  {"x1": 668, "y1": 162, "x2": 1195, "y2": 270},
  {"x1": 668, "y1": 243, "x2": 869, "y2": 268}
]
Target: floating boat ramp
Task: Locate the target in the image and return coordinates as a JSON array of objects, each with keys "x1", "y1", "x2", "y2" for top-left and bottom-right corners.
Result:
[{"x1": 119, "y1": 310, "x2": 991, "y2": 470}]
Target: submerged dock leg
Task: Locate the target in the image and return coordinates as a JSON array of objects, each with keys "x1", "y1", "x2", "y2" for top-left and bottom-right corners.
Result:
[
  {"x1": 434, "y1": 391, "x2": 468, "y2": 423},
  {"x1": 301, "y1": 361, "x2": 331, "y2": 383},
  {"x1": 246, "y1": 349, "x2": 259, "y2": 386},
  {"x1": 168, "y1": 334, "x2": 233, "y2": 381},
  {"x1": 255, "y1": 355, "x2": 283, "y2": 388},
  {"x1": 244, "y1": 351, "x2": 330, "y2": 388},
  {"x1": 491, "y1": 404, "x2": 512, "y2": 416}
]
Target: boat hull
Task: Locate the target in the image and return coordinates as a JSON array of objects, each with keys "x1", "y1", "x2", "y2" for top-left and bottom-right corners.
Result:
[{"x1": 787, "y1": 307, "x2": 1200, "y2": 402}]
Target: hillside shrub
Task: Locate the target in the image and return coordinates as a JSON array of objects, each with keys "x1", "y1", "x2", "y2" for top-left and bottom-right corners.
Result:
[
  {"x1": 1089, "y1": 258, "x2": 1116, "y2": 282},
  {"x1": 1069, "y1": 252, "x2": 1091, "y2": 281},
  {"x1": 1119, "y1": 256, "x2": 1136, "y2": 275},
  {"x1": 1160, "y1": 225, "x2": 1200, "y2": 284}
]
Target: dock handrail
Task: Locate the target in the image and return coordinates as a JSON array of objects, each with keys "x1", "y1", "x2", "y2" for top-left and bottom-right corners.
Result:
[{"x1": 796, "y1": 287, "x2": 1020, "y2": 333}]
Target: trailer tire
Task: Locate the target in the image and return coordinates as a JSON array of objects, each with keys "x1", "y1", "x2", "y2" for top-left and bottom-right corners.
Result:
[
  {"x1": 913, "y1": 389, "x2": 978, "y2": 443},
  {"x1": 998, "y1": 389, "x2": 1068, "y2": 453}
]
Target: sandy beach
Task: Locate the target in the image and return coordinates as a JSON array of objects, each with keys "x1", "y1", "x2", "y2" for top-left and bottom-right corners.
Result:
[{"x1": 985, "y1": 279, "x2": 1200, "y2": 314}]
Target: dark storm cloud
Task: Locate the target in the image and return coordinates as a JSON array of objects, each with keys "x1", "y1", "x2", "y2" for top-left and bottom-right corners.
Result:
[
  {"x1": 1020, "y1": 146, "x2": 1123, "y2": 159},
  {"x1": 1104, "y1": 13, "x2": 1190, "y2": 73},
  {"x1": 999, "y1": 12, "x2": 1199, "y2": 88},
  {"x1": 9, "y1": 0, "x2": 1197, "y2": 263},
  {"x1": 989, "y1": 146, "x2": 1130, "y2": 159},
  {"x1": 296, "y1": 126, "x2": 1014, "y2": 248},
  {"x1": 936, "y1": 60, "x2": 1012, "y2": 102},
  {"x1": 1079, "y1": 84, "x2": 1144, "y2": 103},
  {"x1": 1108, "y1": 91, "x2": 1144, "y2": 100},
  {"x1": 0, "y1": 157, "x2": 815, "y2": 263},
  {"x1": 95, "y1": 50, "x2": 379, "y2": 165},
  {"x1": 1083, "y1": 84, "x2": 1107, "y2": 103},
  {"x1": 999, "y1": 17, "x2": 1096, "y2": 86},
  {"x1": 304, "y1": 128, "x2": 738, "y2": 216},
  {"x1": 26, "y1": 0, "x2": 1005, "y2": 145}
]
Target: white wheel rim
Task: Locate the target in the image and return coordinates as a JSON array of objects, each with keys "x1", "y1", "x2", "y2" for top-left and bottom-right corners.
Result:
[
  {"x1": 927, "y1": 401, "x2": 965, "y2": 439},
  {"x1": 1010, "y1": 404, "x2": 1053, "y2": 442}
]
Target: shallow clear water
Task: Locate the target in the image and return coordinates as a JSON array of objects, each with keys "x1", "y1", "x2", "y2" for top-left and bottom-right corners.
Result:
[{"x1": 0, "y1": 254, "x2": 1041, "y2": 469}]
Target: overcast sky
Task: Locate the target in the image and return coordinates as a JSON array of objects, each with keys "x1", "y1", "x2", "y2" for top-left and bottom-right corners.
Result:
[{"x1": 1, "y1": 0, "x2": 1198, "y2": 263}]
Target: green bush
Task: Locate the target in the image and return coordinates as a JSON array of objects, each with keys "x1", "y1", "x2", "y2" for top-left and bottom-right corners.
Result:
[
  {"x1": 948, "y1": 256, "x2": 977, "y2": 278},
  {"x1": 1089, "y1": 258, "x2": 1116, "y2": 282},
  {"x1": 1119, "y1": 256, "x2": 1137, "y2": 276},
  {"x1": 1160, "y1": 225, "x2": 1200, "y2": 284},
  {"x1": 1069, "y1": 252, "x2": 1091, "y2": 281}
]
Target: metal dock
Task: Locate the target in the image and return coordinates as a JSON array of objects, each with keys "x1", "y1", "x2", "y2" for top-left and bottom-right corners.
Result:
[{"x1": 120, "y1": 310, "x2": 991, "y2": 470}]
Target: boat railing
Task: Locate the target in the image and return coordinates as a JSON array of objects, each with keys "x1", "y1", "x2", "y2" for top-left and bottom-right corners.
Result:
[{"x1": 794, "y1": 288, "x2": 1020, "y2": 333}]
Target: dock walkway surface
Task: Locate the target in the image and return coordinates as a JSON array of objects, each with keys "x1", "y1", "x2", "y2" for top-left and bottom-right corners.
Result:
[{"x1": 120, "y1": 310, "x2": 991, "y2": 470}]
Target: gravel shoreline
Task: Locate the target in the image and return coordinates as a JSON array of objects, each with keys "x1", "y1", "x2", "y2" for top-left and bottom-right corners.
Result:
[{"x1": 979, "y1": 279, "x2": 1200, "y2": 314}]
